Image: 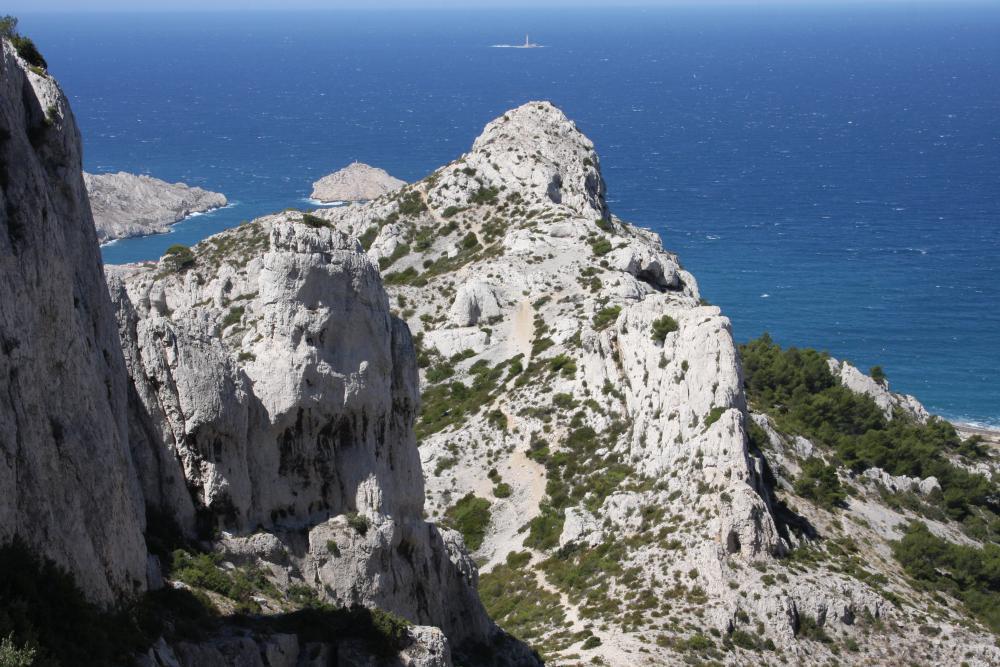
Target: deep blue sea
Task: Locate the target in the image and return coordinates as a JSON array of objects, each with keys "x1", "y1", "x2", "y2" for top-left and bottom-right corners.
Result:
[{"x1": 20, "y1": 6, "x2": 1000, "y2": 427}]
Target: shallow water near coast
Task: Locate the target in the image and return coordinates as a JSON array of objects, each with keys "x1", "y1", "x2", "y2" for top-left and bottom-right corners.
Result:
[{"x1": 21, "y1": 6, "x2": 1000, "y2": 426}]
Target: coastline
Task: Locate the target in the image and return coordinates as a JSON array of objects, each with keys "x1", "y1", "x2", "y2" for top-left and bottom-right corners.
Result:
[
  {"x1": 953, "y1": 421, "x2": 1000, "y2": 447},
  {"x1": 98, "y1": 202, "x2": 233, "y2": 247}
]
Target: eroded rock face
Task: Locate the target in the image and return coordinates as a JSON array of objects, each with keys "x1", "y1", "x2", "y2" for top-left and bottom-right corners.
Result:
[
  {"x1": 311, "y1": 162, "x2": 406, "y2": 203},
  {"x1": 298, "y1": 101, "x2": 1000, "y2": 665},
  {"x1": 0, "y1": 42, "x2": 148, "y2": 603},
  {"x1": 110, "y1": 215, "x2": 523, "y2": 656},
  {"x1": 85, "y1": 171, "x2": 227, "y2": 243},
  {"x1": 113, "y1": 220, "x2": 424, "y2": 533},
  {"x1": 827, "y1": 358, "x2": 929, "y2": 422}
]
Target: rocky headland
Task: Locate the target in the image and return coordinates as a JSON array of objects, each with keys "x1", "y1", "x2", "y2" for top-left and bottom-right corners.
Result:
[
  {"x1": 311, "y1": 162, "x2": 405, "y2": 203},
  {"x1": 84, "y1": 170, "x2": 227, "y2": 243}
]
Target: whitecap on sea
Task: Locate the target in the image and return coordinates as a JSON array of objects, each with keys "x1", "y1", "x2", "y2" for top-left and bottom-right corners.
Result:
[{"x1": 302, "y1": 198, "x2": 347, "y2": 207}]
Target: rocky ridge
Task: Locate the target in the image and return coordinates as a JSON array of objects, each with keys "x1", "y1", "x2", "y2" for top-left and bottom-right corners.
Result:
[
  {"x1": 297, "y1": 101, "x2": 1000, "y2": 665},
  {"x1": 311, "y1": 162, "x2": 406, "y2": 203},
  {"x1": 85, "y1": 170, "x2": 227, "y2": 243},
  {"x1": 0, "y1": 41, "x2": 534, "y2": 666}
]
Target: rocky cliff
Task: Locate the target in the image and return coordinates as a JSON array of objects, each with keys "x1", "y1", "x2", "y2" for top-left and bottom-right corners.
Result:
[
  {"x1": 301, "y1": 101, "x2": 1000, "y2": 665},
  {"x1": 0, "y1": 39, "x2": 533, "y2": 666},
  {"x1": 3, "y1": 34, "x2": 998, "y2": 665},
  {"x1": 108, "y1": 216, "x2": 521, "y2": 656},
  {"x1": 0, "y1": 41, "x2": 149, "y2": 604},
  {"x1": 84, "y1": 171, "x2": 227, "y2": 243}
]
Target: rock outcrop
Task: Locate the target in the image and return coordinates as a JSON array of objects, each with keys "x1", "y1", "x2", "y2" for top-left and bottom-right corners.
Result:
[
  {"x1": 84, "y1": 171, "x2": 227, "y2": 243},
  {"x1": 299, "y1": 101, "x2": 999, "y2": 665},
  {"x1": 311, "y1": 162, "x2": 405, "y2": 202},
  {"x1": 1, "y1": 40, "x2": 534, "y2": 666},
  {"x1": 0, "y1": 41, "x2": 148, "y2": 604},
  {"x1": 827, "y1": 358, "x2": 930, "y2": 422},
  {"x1": 109, "y1": 214, "x2": 529, "y2": 660}
]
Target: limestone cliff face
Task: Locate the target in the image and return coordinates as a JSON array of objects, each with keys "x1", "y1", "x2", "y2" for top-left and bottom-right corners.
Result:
[
  {"x1": 110, "y1": 217, "x2": 515, "y2": 653},
  {"x1": 110, "y1": 221, "x2": 423, "y2": 534},
  {"x1": 302, "y1": 102, "x2": 999, "y2": 665},
  {"x1": 0, "y1": 41, "x2": 148, "y2": 603}
]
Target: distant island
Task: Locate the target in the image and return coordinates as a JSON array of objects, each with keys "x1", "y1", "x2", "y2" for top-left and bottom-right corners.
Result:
[
  {"x1": 491, "y1": 34, "x2": 543, "y2": 49},
  {"x1": 85, "y1": 171, "x2": 227, "y2": 243},
  {"x1": 310, "y1": 162, "x2": 405, "y2": 203}
]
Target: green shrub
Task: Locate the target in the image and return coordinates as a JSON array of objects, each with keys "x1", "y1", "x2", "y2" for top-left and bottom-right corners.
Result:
[
  {"x1": 548, "y1": 354, "x2": 577, "y2": 377},
  {"x1": 479, "y1": 551, "x2": 565, "y2": 643},
  {"x1": 345, "y1": 512, "x2": 370, "y2": 535},
  {"x1": 650, "y1": 315, "x2": 679, "y2": 343},
  {"x1": 703, "y1": 406, "x2": 726, "y2": 429},
  {"x1": 397, "y1": 191, "x2": 427, "y2": 216},
  {"x1": 581, "y1": 635, "x2": 601, "y2": 649},
  {"x1": 795, "y1": 613, "x2": 831, "y2": 642},
  {"x1": 161, "y1": 244, "x2": 196, "y2": 273},
  {"x1": 493, "y1": 483, "x2": 513, "y2": 498},
  {"x1": 221, "y1": 305, "x2": 244, "y2": 330},
  {"x1": 460, "y1": 232, "x2": 479, "y2": 249},
  {"x1": 592, "y1": 305, "x2": 621, "y2": 331},
  {"x1": 300, "y1": 213, "x2": 330, "y2": 228},
  {"x1": 441, "y1": 205, "x2": 464, "y2": 218},
  {"x1": 358, "y1": 226, "x2": 378, "y2": 249},
  {"x1": 893, "y1": 521, "x2": 1000, "y2": 632},
  {"x1": 443, "y1": 494, "x2": 491, "y2": 551},
  {"x1": 434, "y1": 456, "x2": 457, "y2": 476},
  {"x1": 869, "y1": 365, "x2": 887, "y2": 386},
  {"x1": 383, "y1": 267, "x2": 422, "y2": 286},
  {"x1": 524, "y1": 504, "x2": 564, "y2": 551},
  {"x1": 793, "y1": 457, "x2": 846, "y2": 510},
  {"x1": 326, "y1": 540, "x2": 341, "y2": 557},
  {"x1": 417, "y1": 358, "x2": 508, "y2": 438},
  {"x1": 589, "y1": 238, "x2": 612, "y2": 256},
  {"x1": 1, "y1": 18, "x2": 48, "y2": 70},
  {"x1": 470, "y1": 186, "x2": 499, "y2": 205},
  {"x1": 378, "y1": 242, "x2": 410, "y2": 270}
]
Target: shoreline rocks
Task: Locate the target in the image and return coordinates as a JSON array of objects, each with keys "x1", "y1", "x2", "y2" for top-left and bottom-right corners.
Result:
[
  {"x1": 310, "y1": 162, "x2": 405, "y2": 202},
  {"x1": 84, "y1": 171, "x2": 227, "y2": 243}
]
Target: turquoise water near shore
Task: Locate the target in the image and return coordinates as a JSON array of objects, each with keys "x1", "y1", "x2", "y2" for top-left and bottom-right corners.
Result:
[{"x1": 21, "y1": 7, "x2": 1000, "y2": 426}]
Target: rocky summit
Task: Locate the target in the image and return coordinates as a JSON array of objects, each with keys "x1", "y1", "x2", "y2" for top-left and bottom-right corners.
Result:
[
  {"x1": 85, "y1": 171, "x2": 227, "y2": 243},
  {"x1": 311, "y1": 161, "x2": 406, "y2": 202},
  {"x1": 1, "y1": 32, "x2": 999, "y2": 667}
]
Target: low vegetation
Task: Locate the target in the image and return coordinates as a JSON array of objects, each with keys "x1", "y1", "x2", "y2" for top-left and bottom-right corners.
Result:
[
  {"x1": 479, "y1": 551, "x2": 566, "y2": 652},
  {"x1": 1, "y1": 16, "x2": 47, "y2": 70},
  {"x1": 794, "y1": 457, "x2": 847, "y2": 510},
  {"x1": 443, "y1": 494, "x2": 491, "y2": 551},
  {"x1": 893, "y1": 522, "x2": 1000, "y2": 632},
  {"x1": 161, "y1": 244, "x2": 196, "y2": 273},
  {"x1": 740, "y1": 334, "x2": 997, "y2": 529},
  {"x1": 650, "y1": 314, "x2": 679, "y2": 343}
]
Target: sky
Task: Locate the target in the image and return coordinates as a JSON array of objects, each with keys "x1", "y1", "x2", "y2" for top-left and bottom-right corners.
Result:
[{"x1": 11, "y1": 0, "x2": 990, "y2": 12}]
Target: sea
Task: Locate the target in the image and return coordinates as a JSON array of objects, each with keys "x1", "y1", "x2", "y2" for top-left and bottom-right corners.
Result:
[{"x1": 19, "y1": 6, "x2": 1000, "y2": 427}]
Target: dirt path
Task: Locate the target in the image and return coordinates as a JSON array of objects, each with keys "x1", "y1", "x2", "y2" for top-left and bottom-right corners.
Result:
[{"x1": 510, "y1": 299, "x2": 534, "y2": 358}]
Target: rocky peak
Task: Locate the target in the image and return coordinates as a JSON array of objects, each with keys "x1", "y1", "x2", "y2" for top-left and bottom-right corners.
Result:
[{"x1": 433, "y1": 101, "x2": 608, "y2": 220}]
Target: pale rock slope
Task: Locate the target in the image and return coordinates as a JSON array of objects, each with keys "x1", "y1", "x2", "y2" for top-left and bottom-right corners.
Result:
[
  {"x1": 303, "y1": 101, "x2": 1000, "y2": 666},
  {"x1": 311, "y1": 162, "x2": 406, "y2": 202},
  {"x1": 110, "y1": 215, "x2": 536, "y2": 663},
  {"x1": 85, "y1": 170, "x2": 227, "y2": 243},
  {"x1": 0, "y1": 41, "x2": 149, "y2": 603}
]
